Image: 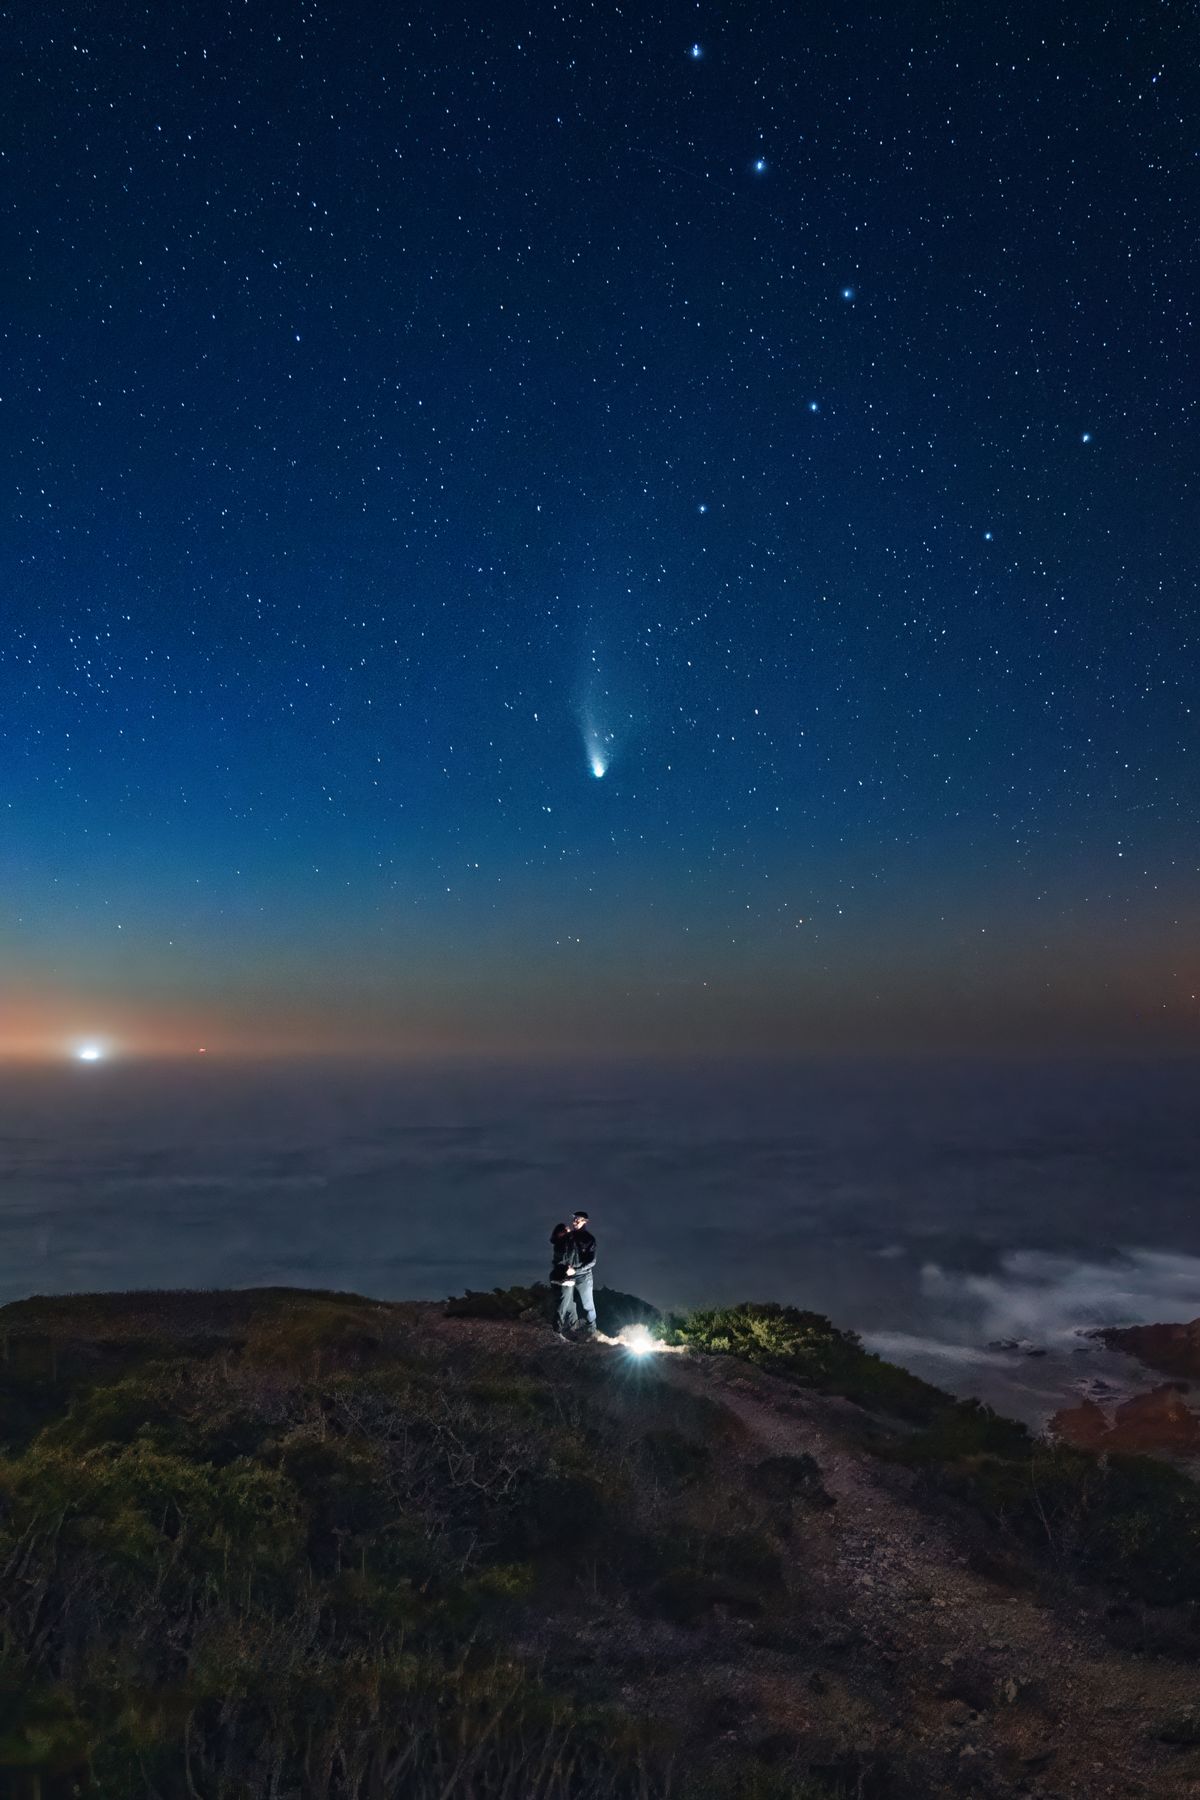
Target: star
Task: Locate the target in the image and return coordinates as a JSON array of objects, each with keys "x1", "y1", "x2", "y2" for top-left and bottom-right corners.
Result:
[
  {"x1": 1081, "y1": 431, "x2": 1093, "y2": 444},
  {"x1": 840, "y1": 286, "x2": 856, "y2": 302},
  {"x1": 688, "y1": 43, "x2": 703, "y2": 60},
  {"x1": 752, "y1": 157, "x2": 769, "y2": 175}
]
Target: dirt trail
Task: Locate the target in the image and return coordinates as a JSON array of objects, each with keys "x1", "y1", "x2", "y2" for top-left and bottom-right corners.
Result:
[
  {"x1": 423, "y1": 1313, "x2": 1200, "y2": 1794},
  {"x1": 663, "y1": 1348, "x2": 1200, "y2": 1798}
]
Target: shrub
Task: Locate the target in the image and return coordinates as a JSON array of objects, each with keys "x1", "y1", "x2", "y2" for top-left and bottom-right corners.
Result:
[
  {"x1": 664, "y1": 1302, "x2": 949, "y2": 1423},
  {"x1": 0, "y1": 1440, "x2": 305, "y2": 1595},
  {"x1": 890, "y1": 1395, "x2": 1032, "y2": 1466},
  {"x1": 38, "y1": 1369, "x2": 193, "y2": 1455},
  {"x1": 445, "y1": 1283, "x2": 550, "y2": 1320},
  {"x1": 953, "y1": 1442, "x2": 1200, "y2": 1605},
  {"x1": 753, "y1": 1453, "x2": 834, "y2": 1510},
  {"x1": 242, "y1": 1298, "x2": 391, "y2": 1372},
  {"x1": 594, "y1": 1287, "x2": 661, "y2": 1335},
  {"x1": 638, "y1": 1427, "x2": 713, "y2": 1489}
]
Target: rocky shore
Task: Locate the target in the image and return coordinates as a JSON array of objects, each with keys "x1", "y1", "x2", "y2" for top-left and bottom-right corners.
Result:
[{"x1": 1050, "y1": 1317, "x2": 1200, "y2": 1461}]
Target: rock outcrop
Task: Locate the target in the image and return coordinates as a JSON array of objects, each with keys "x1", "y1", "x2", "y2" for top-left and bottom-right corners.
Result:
[
  {"x1": 1051, "y1": 1384, "x2": 1200, "y2": 1456},
  {"x1": 1099, "y1": 1316, "x2": 1200, "y2": 1382}
]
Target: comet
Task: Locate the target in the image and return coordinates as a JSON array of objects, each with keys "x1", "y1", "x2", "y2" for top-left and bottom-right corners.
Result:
[
  {"x1": 576, "y1": 638, "x2": 630, "y2": 780},
  {"x1": 578, "y1": 677, "x2": 617, "y2": 779}
]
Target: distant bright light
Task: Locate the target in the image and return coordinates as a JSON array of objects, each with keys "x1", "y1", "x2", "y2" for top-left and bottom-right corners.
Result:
[
  {"x1": 841, "y1": 286, "x2": 856, "y2": 302},
  {"x1": 688, "y1": 42, "x2": 703, "y2": 59},
  {"x1": 752, "y1": 157, "x2": 768, "y2": 175},
  {"x1": 590, "y1": 755, "x2": 607, "y2": 779},
  {"x1": 1081, "y1": 431, "x2": 1093, "y2": 444},
  {"x1": 75, "y1": 1044, "x2": 105, "y2": 1062}
]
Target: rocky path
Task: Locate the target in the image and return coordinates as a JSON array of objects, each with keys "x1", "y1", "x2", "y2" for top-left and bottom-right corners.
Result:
[{"x1": 664, "y1": 1349, "x2": 1200, "y2": 1798}]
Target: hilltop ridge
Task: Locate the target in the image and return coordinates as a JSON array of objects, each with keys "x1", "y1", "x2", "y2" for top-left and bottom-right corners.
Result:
[{"x1": 1, "y1": 1287, "x2": 1199, "y2": 1798}]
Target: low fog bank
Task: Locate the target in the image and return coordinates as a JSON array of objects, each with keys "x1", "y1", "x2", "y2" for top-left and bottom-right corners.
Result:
[{"x1": 3, "y1": 1055, "x2": 1199, "y2": 1421}]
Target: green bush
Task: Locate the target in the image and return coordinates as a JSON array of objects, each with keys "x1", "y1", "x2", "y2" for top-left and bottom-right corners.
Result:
[
  {"x1": 953, "y1": 1442, "x2": 1200, "y2": 1605},
  {"x1": 38, "y1": 1369, "x2": 193, "y2": 1455},
  {"x1": 242, "y1": 1297, "x2": 390, "y2": 1371},
  {"x1": 0, "y1": 1439, "x2": 305, "y2": 1590},
  {"x1": 663, "y1": 1302, "x2": 950, "y2": 1423},
  {"x1": 890, "y1": 1395, "x2": 1032, "y2": 1465},
  {"x1": 444, "y1": 1283, "x2": 549, "y2": 1320},
  {"x1": 0, "y1": 1673, "x2": 96, "y2": 1780}
]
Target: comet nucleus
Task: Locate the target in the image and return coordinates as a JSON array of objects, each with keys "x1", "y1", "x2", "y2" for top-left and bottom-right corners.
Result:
[{"x1": 577, "y1": 648, "x2": 621, "y2": 780}]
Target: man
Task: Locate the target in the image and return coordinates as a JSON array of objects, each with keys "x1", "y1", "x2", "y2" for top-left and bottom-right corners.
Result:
[{"x1": 549, "y1": 1210, "x2": 597, "y2": 1338}]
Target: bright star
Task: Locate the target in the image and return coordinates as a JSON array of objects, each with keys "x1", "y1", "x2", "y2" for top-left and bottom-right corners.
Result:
[
  {"x1": 841, "y1": 286, "x2": 856, "y2": 302},
  {"x1": 984, "y1": 530, "x2": 993, "y2": 541},
  {"x1": 1081, "y1": 431, "x2": 1093, "y2": 444},
  {"x1": 808, "y1": 400, "x2": 820, "y2": 413},
  {"x1": 698, "y1": 502, "x2": 708, "y2": 513},
  {"x1": 688, "y1": 42, "x2": 703, "y2": 59},
  {"x1": 752, "y1": 157, "x2": 768, "y2": 175}
]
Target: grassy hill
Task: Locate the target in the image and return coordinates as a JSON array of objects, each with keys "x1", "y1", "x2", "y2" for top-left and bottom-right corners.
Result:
[{"x1": 0, "y1": 1287, "x2": 1198, "y2": 1798}]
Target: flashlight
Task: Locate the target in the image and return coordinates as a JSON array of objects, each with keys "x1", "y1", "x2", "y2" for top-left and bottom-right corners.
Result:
[{"x1": 623, "y1": 1324, "x2": 655, "y2": 1358}]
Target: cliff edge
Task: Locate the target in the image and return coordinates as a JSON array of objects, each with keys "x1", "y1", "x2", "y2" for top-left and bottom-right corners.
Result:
[{"x1": 1, "y1": 1287, "x2": 1199, "y2": 1799}]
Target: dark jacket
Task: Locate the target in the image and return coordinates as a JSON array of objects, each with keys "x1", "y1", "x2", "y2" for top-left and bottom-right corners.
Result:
[{"x1": 550, "y1": 1223, "x2": 596, "y2": 1283}]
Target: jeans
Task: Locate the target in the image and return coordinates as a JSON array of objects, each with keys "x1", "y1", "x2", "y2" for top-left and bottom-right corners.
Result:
[{"x1": 555, "y1": 1267, "x2": 596, "y2": 1331}]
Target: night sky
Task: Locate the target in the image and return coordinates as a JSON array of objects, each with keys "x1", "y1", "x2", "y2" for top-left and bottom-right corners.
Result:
[{"x1": 3, "y1": 2, "x2": 1195, "y2": 1060}]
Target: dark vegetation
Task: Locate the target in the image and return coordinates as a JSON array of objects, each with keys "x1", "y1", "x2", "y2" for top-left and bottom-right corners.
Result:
[
  {"x1": 667, "y1": 1303, "x2": 1200, "y2": 1632},
  {"x1": 0, "y1": 1291, "x2": 842, "y2": 1800},
  {"x1": 1, "y1": 1289, "x2": 1199, "y2": 1797}
]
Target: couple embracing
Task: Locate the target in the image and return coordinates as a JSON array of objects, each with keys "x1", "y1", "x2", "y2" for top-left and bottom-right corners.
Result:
[{"x1": 549, "y1": 1209, "x2": 597, "y2": 1338}]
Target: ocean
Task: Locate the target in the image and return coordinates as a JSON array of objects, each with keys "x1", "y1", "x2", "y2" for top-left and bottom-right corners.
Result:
[{"x1": 3, "y1": 1054, "x2": 1199, "y2": 1425}]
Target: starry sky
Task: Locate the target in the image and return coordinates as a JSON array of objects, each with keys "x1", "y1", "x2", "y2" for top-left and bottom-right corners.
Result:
[{"x1": 2, "y1": 0, "x2": 1196, "y2": 1060}]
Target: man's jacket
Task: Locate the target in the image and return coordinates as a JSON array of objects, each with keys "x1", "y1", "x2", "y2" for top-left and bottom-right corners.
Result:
[{"x1": 549, "y1": 1224, "x2": 596, "y2": 1283}]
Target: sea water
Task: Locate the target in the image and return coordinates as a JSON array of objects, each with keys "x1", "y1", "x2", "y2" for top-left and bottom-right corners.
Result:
[{"x1": 2, "y1": 1055, "x2": 1199, "y2": 1426}]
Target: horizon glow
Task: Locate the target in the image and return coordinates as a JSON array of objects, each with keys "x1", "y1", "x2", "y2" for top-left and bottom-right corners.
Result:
[{"x1": 0, "y1": 6, "x2": 1189, "y2": 1061}]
